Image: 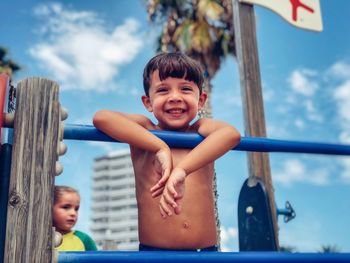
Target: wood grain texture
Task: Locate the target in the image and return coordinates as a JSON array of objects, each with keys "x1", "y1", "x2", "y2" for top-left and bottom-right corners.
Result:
[
  {"x1": 4, "y1": 77, "x2": 59, "y2": 262},
  {"x1": 233, "y1": 0, "x2": 279, "y2": 247}
]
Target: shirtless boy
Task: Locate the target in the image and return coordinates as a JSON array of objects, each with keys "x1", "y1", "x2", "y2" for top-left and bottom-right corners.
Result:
[{"x1": 93, "y1": 52, "x2": 241, "y2": 251}]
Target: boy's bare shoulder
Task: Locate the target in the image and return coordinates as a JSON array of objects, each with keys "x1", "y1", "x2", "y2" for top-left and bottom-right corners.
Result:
[
  {"x1": 123, "y1": 113, "x2": 156, "y2": 129},
  {"x1": 190, "y1": 118, "x2": 238, "y2": 136}
]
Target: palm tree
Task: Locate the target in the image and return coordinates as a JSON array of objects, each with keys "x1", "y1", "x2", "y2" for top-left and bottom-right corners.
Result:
[
  {"x1": 0, "y1": 47, "x2": 21, "y2": 77},
  {"x1": 318, "y1": 245, "x2": 340, "y2": 253},
  {"x1": 279, "y1": 245, "x2": 296, "y2": 252},
  {"x1": 146, "y1": 0, "x2": 236, "y2": 248}
]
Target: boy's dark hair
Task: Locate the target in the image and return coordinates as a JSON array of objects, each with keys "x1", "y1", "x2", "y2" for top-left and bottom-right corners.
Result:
[{"x1": 143, "y1": 52, "x2": 204, "y2": 96}]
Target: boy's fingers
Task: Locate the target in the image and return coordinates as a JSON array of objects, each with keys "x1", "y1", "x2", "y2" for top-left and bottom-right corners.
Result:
[
  {"x1": 163, "y1": 188, "x2": 177, "y2": 208},
  {"x1": 174, "y1": 201, "x2": 182, "y2": 215},
  {"x1": 167, "y1": 183, "x2": 178, "y2": 198},
  {"x1": 151, "y1": 187, "x2": 164, "y2": 197},
  {"x1": 150, "y1": 183, "x2": 162, "y2": 193},
  {"x1": 158, "y1": 172, "x2": 169, "y2": 185},
  {"x1": 150, "y1": 168, "x2": 170, "y2": 193},
  {"x1": 159, "y1": 196, "x2": 172, "y2": 216},
  {"x1": 159, "y1": 204, "x2": 167, "y2": 218}
]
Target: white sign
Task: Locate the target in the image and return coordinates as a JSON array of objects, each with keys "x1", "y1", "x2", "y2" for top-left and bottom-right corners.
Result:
[{"x1": 239, "y1": 0, "x2": 323, "y2": 32}]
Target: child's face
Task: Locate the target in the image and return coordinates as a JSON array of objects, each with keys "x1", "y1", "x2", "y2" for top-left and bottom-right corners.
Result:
[
  {"x1": 53, "y1": 192, "x2": 80, "y2": 234},
  {"x1": 142, "y1": 70, "x2": 207, "y2": 131}
]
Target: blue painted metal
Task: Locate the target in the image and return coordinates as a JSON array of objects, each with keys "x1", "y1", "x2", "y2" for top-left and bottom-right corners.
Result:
[
  {"x1": 276, "y1": 201, "x2": 296, "y2": 223},
  {"x1": 238, "y1": 178, "x2": 277, "y2": 251},
  {"x1": 0, "y1": 143, "x2": 12, "y2": 262},
  {"x1": 63, "y1": 124, "x2": 350, "y2": 155},
  {"x1": 58, "y1": 251, "x2": 350, "y2": 263}
]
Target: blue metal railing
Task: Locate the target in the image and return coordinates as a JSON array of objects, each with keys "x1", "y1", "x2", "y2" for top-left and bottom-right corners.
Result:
[{"x1": 64, "y1": 124, "x2": 350, "y2": 156}]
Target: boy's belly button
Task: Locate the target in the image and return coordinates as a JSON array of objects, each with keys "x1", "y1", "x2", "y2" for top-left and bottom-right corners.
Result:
[{"x1": 182, "y1": 221, "x2": 190, "y2": 229}]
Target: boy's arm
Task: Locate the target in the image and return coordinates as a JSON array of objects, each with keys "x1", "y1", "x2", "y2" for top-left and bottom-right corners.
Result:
[
  {"x1": 177, "y1": 118, "x2": 241, "y2": 174},
  {"x1": 93, "y1": 110, "x2": 172, "y2": 191},
  {"x1": 159, "y1": 118, "x2": 241, "y2": 216},
  {"x1": 93, "y1": 110, "x2": 166, "y2": 152}
]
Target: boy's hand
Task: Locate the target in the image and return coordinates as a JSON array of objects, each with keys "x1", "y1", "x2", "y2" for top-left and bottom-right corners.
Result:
[
  {"x1": 150, "y1": 148, "x2": 172, "y2": 197},
  {"x1": 159, "y1": 167, "x2": 186, "y2": 218}
]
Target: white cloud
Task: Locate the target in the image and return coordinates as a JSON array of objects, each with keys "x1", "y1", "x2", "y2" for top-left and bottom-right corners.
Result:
[
  {"x1": 333, "y1": 80, "x2": 350, "y2": 137},
  {"x1": 262, "y1": 84, "x2": 275, "y2": 102},
  {"x1": 220, "y1": 226, "x2": 238, "y2": 252},
  {"x1": 29, "y1": 3, "x2": 144, "y2": 91},
  {"x1": 304, "y1": 100, "x2": 323, "y2": 123},
  {"x1": 274, "y1": 159, "x2": 329, "y2": 186},
  {"x1": 283, "y1": 69, "x2": 323, "y2": 129},
  {"x1": 338, "y1": 157, "x2": 350, "y2": 183},
  {"x1": 294, "y1": 118, "x2": 305, "y2": 129},
  {"x1": 332, "y1": 75, "x2": 350, "y2": 184},
  {"x1": 288, "y1": 69, "x2": 319, "y2": 96},
  {"x1": 328, "y1": 61, "x2": 350, "y2": 80}
]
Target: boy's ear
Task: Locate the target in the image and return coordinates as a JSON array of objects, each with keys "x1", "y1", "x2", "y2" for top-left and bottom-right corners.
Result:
[
  {"x1": 141, "y1": 95, "x2": 153, "y2": 112},
  {"x1": 198, "y1": 92, "x2": 207, "y2": 109}
]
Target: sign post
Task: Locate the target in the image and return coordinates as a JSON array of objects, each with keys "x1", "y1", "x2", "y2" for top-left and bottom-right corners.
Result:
[
  {"x1": 233, "y1": 0, "x2": 323, "y2": 251},
  {"x1": 233, "y1": 0, "x2": 279, "y2": 250}
]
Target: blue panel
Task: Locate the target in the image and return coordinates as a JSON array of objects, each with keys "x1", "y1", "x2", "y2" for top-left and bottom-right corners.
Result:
[
  {"x1": 58, "y1": 251, "x2": 350, "y2": 263},
  {"x1": 0, "y1": 144, "x2": 12, "y2": 262}
]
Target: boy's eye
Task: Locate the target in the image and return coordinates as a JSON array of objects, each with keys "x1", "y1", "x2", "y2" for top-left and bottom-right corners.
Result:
[
  {"x1": 156, "y1": 87, "x2": 168, "y2": 93},
  {"x1": 182, "y1": 86, "x2": 193, "y2": 92}
]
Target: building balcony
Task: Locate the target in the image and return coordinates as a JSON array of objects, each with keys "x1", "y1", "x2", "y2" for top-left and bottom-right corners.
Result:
[
  {"x1": 90, "y1": 208, "x2": 137, "y2": 221},
  {"x1": 91, "y1": 188, "x2": 135, "y2": 201},
  {"x1": 91, "y1": 198, "x2": 136, "y2": 211},
  {"x1": 90, "y1": 219, "x2": 138, "y2": 232}
]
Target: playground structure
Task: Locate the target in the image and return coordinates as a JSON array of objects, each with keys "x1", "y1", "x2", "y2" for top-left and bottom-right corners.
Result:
[
  {"x1": 0, "y1": 1, "x2": 348, "y2": 261},
  {"x1": 1, "y1": 74, "x2": 350, "y2": 263}
]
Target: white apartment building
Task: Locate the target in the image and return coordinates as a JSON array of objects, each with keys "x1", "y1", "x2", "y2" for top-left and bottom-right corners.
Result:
[{"x1": 90, "y1": 148, "x2": 139, "y2": 250}]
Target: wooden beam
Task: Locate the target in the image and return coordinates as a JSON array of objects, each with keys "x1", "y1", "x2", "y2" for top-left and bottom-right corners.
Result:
[
  {"x1": 4, "y1": 78, "x2": 59, "y2": 262},
  {"x1": 233, "y1": 0, "x2": 279, "y2": 248}
]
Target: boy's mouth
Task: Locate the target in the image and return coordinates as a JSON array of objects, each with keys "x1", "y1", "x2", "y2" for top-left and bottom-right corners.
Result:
[{"x1": 166, "y1": 108, "x2": 185, "y2": 114}]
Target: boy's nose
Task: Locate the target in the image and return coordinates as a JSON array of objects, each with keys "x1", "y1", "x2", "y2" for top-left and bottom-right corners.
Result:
[{"x1": 168, "y1": 92, "x2": 183, "y2": 103}]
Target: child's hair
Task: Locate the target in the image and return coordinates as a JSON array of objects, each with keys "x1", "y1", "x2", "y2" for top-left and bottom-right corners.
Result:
[
  {"x1": 143, "y1": 52, "x2": 204, "y2": 96},
  {"x1": 54, "y1": 185, "x2": 79, "y2": 204}
]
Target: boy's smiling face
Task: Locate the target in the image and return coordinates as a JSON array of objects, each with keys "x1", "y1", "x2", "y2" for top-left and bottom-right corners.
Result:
[{"x1": 142, "y1": 70, "x2": 207, "y2": 131}]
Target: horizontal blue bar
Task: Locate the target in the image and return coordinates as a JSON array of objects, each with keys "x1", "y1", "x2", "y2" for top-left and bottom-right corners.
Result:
[
  {"x1": 59, "y1": 251, "x2": 350, "y2": 263},
  {"x1": 64, "y1": 124, "x2": 350, "y2": 156}
]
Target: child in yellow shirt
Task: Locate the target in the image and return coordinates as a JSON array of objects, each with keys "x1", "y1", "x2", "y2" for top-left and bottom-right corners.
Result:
[{"x1": 53, "y1": 185, "x2": 97, "y2": 251}]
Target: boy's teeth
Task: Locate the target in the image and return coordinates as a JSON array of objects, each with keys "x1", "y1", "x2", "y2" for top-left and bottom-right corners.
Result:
[{"x1": 168, "y1": 109, "x2": 183, "y2": 113}]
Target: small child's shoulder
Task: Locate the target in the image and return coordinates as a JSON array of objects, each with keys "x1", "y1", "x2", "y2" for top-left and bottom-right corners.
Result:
[{"x1": 74, "y1": 230, "x2": 97, "y2": 250}]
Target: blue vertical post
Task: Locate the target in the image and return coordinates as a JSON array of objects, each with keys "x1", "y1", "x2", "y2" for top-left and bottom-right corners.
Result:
[{"x1": 0, "y1": 143, "x2": 12, "y2": 263}]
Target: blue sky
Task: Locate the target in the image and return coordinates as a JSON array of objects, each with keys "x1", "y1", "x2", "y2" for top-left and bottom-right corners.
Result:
[{"x1": 2, "y1": 0, "x2": 350, "y2": 252}]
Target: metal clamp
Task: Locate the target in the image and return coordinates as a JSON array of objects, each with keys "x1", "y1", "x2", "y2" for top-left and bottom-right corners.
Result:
[{"x1": 276, "y1": 201, "x2": 296, "y2": 223}]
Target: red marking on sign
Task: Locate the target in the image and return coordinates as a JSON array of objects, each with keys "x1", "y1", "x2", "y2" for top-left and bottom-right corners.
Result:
[{"x1": 290, "y1": 0, "x2": 314, "y2": 21}]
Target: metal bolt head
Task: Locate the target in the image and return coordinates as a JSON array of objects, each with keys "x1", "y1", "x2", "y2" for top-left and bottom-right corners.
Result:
[{"x1": 246, "y1": 206, "x2": 253, "y2": 214}]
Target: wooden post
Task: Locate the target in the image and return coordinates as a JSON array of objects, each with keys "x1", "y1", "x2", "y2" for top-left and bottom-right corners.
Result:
[
  {"x1": 233, "y1": 0, "x2": 279, "y2": 247},
  {"x1": 4, "y1": 78, "x2": 59, "y2": 262}
]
